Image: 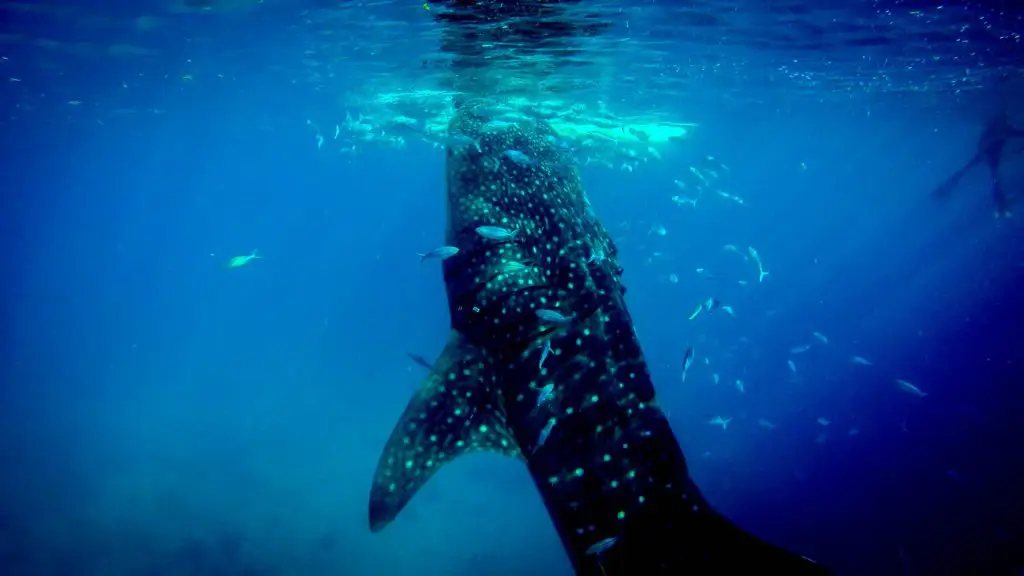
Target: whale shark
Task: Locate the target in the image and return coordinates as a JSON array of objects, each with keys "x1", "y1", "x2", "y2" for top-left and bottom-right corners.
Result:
[{"x1": 367, "y1": 108, "x2": 829, "y2": 574}]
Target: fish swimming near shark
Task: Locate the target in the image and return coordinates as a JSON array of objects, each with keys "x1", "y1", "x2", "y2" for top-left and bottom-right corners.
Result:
[{"x1": 367, "y1": 107, "x2": 828, "y2": 574}]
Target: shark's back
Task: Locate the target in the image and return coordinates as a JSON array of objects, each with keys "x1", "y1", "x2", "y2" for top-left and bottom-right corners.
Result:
[{"x1": 441, "y1": 110, "x2": 618, "y2": 352}]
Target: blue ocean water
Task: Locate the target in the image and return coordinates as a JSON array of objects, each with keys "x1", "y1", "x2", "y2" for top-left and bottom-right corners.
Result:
[{"x1": 1, "y1": 1, "x2": 1023, "y2": 575}]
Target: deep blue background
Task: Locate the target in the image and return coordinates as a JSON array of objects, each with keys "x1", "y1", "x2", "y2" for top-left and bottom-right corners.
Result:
[{"x1": 1, "y1": 1, "x2": 1023, "y2": 575}]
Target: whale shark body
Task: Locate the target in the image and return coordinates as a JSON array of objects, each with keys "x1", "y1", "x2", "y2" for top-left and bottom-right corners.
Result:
[{"x1": 368, "y1": 109, "x2": 828, "y2": 574}]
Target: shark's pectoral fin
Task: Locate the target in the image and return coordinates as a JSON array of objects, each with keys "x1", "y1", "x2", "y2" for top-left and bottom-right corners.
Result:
[{"x1": 368, "y1": 332, "x2": 521, "y2": 532}]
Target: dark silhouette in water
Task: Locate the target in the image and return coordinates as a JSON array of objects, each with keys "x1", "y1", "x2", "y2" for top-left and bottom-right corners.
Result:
[
  {"x1": 931, "y1": 110, "x2": 1024, "y2": 218},
  {"x1": 368, "y1": 3, "x2": 829, "y2": 573}
]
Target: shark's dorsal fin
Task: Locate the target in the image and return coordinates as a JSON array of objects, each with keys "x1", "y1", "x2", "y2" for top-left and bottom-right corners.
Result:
[{"x1": 368, "y1": 331, "x2": 521, "y2": 532}]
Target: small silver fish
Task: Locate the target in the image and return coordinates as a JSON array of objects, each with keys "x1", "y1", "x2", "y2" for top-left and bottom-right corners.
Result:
[
  {"x1": 406, "y1": 352, "x2": 432, "y2": 371},
  {"x1": 709, "y1": 416, "x2": 731, "y2": 430},
  {"x1": 681, "y1": 346, "x2": 694, "y2": 382},
  {"x1": 226, "y1": 250, "x2": 261, "y2": 268},
  {"x1": 532, "y1": 418, "x2": 557, "y2": 453},
  {"x1": 503, "y1": 149, "x2": 535, "y2": 166},
  {"x1": 539, "y1": 341, "x2": 552, "y2": 370},
  {"x1": 544, "y1": 134, "x2": 572, "y2": 149},
  {"x1": 475, "y1": 225, "x2": 517, "y2": 241},
  {"x1": 787, "y1": 359, "x2": 797, "y2": 373},
  {"x1": 695, "y1": 267, "x2": 716, "y2": 279},
  {"x1": 585, "y1": 536, "x2": 618, "y2": 556},
  {"x1": 583, "y1": 196, "x2": 598, "y2": 221},
  {"x1": 536, "y1": 382, "x2": 554, "y2": 406},
  {"x1": 481, "y1": 120, "x2": 514, "y2": 133},
  {"x1": 536, "y1": 309, "x2": 571, "y2": 324},
  {"x1": 502, "y1": 260, "x2": 529, "y2": 273},
  {"x1": 447, "y1": 132, "x2": 480, "y2": 152},
  {"x1": 416, "y1": 246, "x2": 459, "y2": 262},
  {"x1": 896, "y1": 379, "x2": 927, "y2": 397}
]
